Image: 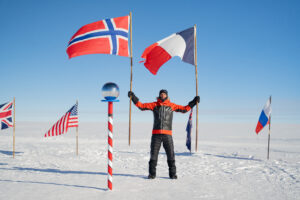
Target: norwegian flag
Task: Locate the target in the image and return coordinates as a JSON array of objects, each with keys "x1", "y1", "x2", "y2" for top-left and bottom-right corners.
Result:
[
  {"x1": 0, "y1": 101, "x2": 13, "y2": 130},
  {"x1": 66, "y1": 15, "x2": 129, "y2": 58},
  {"x1": 44, "y1": 103, "x2": 78, "y2": 137}
]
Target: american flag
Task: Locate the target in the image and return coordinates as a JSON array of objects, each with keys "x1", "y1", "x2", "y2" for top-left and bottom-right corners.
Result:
[
  {"x1": 44, "y1": 103, "x2": 78, "y2": 137},
  {"x1": 66, "y1": 15, "x2": 129, "y2": 59},
  {"x1": 186, "y1": 109, "x2": 193, "y2": 152},
  {"x1": 0, "y1": 101, "x2": 13, "y2": 130}
]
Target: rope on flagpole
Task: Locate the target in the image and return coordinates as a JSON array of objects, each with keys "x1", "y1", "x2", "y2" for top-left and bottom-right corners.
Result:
[{"x1": 128, "y1": 11, "x2": 133, "y2": 146}]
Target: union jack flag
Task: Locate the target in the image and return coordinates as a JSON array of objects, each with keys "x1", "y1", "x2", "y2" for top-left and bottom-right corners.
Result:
[
  {"x1": 0, "y1": 101, "x2": 13, "y2": 130},
  {"x1": 44, "y1": 103, "x2": 78, "y2": 137},
  {"x1": 66, "y1": 15, "x2": 129, "y2": 58}
]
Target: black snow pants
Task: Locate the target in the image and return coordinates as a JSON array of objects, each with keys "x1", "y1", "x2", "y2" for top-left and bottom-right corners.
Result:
[{"x1": 149, "y1": 134, "x2": 176, "y2": 177}]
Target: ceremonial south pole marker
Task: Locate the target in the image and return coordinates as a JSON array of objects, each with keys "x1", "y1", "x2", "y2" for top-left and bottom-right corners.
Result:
[{"x1": 101, "y1": 82, "x2": 119, "y2": 191}]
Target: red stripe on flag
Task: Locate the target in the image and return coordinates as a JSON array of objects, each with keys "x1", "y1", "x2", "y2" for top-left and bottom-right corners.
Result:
[
  {"x1": 0, "y1": 110, "x2": 12, "y2": 118},
  {"x1": 143, "y1": 46, "x2": 172, "y2": 75},
  {"x1": 66, "y1": 113, "x2": 71, "y2": 132},
  {"x1": 68, "y1": 125, "x2": 78, "y2": 127},
  {"x1": 68, "y1": 20, "x2": 106, "y2": 42},
  {"x1": 67, "y1": 38, "x2": 111, "y2": 59},
  {"x1": 117, "y1": 37, "x2": 129, "y2": 57},
  {"x1": 2, "y1": 120, "x2": 13, "y2": 127},
  {"x1": 113, "y1": 16, "x2": 129, "y2": 30},
  {"x1": 68, "y1": 121, "x2": 78, "y2": 124},
  {"x1": 141, "y1": 43, "x2": 158, "y2": 59},
  {"x1": 255, "y1": 122, "x2": 264, "y2": 134},
  {"x1": 62, "y1": 114, "x2": 67, "y2": 134},
  {"x1": 55, "y1": 120, "x2": 60, "y2": 136},
  {"x1": 3, "y1": 102, "x2": 12, "y2": 110},
  {"x1": 58, "y1": 116, "x2": 63, "y2": 135},
  {"x1": 51, "y1": 125, "x2": 55, "y2": 136}
]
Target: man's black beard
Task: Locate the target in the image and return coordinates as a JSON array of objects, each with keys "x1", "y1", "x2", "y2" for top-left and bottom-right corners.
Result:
[{"x1": 159, "y1": 96, "x2": 168, "y2": 102}]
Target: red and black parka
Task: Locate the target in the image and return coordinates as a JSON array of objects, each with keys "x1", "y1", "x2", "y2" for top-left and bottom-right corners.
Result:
[{"x1": 134, "y1": 98, "x2": 191, "y2": 135}]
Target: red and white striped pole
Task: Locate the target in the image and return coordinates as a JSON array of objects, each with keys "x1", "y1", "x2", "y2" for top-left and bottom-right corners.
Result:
[
  {"x1": 107, "y1": 101, "x2": 113, "y2": 190},
  {"x1": 102, "y1": 82, "x2": 119, "y2": 191}
]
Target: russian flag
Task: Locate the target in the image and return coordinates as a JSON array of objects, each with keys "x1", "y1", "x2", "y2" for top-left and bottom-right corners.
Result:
[
  {"x1": 141, "y1": 27, "x2": 194, "y2": 75},
  {"x1": 255, "y1": 97, "x2": 272, "y2": 134}
]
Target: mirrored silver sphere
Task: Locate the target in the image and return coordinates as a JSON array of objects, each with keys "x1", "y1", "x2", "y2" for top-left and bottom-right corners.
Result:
[{"x1": 102, "y1": 82, "x2": 119, "y2": 100}]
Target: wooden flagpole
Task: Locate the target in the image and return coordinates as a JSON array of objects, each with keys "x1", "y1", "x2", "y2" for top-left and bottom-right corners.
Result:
[
  {"x1": 128, "y1": 11, "x2": 133, "y2": 146},
  {"x1": 194, "y1": 25, "x2": 199, "y2": 152},
  {"x1": 76, "y1": 100, "x2": 79, "y2": 156},
  {"x1": 267, "y1": 95, "x2": 271, "y2": 160},
  {"x1": 13, "y1": 97, "x2": 15, "y2": 158}
]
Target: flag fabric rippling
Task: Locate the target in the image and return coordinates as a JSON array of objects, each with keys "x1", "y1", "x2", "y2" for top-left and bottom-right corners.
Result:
[
  {"x1": 0, "y1": 101, "x2": 13, "y2": 130},
  {"x1": 66, "y1": 15, "x2": 129, "y2": 58},
  {"x1": 44, "y1": 103, "x2": 78, "y2": 137},
  {"x1": 141, "y1": 27, "x2": 194, "y2": 75},
  {"x1": 255, "y1": 97, "x2": 272, "y2": 134}
]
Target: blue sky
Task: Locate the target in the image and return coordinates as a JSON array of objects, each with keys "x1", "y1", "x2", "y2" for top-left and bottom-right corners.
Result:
[{"x1": 0, "y1": 0, "x2": 299, "y2": 124}]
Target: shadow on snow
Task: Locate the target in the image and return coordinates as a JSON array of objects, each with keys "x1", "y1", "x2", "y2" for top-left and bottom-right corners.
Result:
[
  {"x1": 0, "y1": 179, "x2": 106, "y2": 191},
  {"x1": 0, "y1": 166, "x2": 146, "y2": 179},
  {"x1": 0, "y1": 166, "x2": 148, "y2": 190},
  {"x1": 204, "y1": 153, "x2": 262, "y2": 161},
  {"x1": 0, "y1": 150, "x2": 23, "y2": 156}
]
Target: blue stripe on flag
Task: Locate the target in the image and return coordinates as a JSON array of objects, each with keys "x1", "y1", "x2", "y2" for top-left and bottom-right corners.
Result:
[
  {"x1": 68, "y1": 30, "x2": 128, "y2": 47},
  {"x1": 177, "y1": 27, "x2": 194, "y2": 65},
  {"x1": 105, "y1": 19, "x2": 117, "y2": 55},
  {"x1": 258, "y1": 110, "x2": 268, "y2": 127},
  {"x1": 1, "y1": 122, "x2": 9, "y2": 130}
]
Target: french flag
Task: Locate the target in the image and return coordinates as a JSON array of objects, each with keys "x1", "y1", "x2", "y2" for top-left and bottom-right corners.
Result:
[
  {"x1": 141, "y1": 27, "x2": 194, "y2": 75},
  {"x1": 255, "y1": 97, "x2": 272, "y2": 134}
]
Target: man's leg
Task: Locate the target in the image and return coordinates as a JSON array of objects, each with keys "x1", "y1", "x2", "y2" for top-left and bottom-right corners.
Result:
[
  {"x1": 149, "y1": 134, "x2": 162, "y2": 178},
  {"x1": 162, "y1": 135, "x2": 177, "y2": 179}
]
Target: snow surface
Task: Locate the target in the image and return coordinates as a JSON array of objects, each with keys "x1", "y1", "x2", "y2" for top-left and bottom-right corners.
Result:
[{"x1": 0, "y1": 122, "x2": 300, "y2": 200}]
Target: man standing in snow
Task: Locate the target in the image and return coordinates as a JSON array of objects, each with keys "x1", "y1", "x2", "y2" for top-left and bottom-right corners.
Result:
[{"x1": 128, "y1": 89, "x2": 200, "y2": 179}]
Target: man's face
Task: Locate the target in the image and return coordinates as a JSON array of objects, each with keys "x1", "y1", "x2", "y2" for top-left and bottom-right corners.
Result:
[{"x1": 160, "y1": 92, "x2": 167, "y2": 99}]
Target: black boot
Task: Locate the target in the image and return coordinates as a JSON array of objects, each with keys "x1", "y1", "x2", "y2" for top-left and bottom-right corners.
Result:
[
  {"x1": 170, "y1": 174, "x2": 177, "y2": 179},
  {"x1": 167, "y1": 160, "x2": 177, "y2": 179},
  {"x1": 148, "y1": 160, "x2": 157, "y2": 179},
  {"x1": 148, "y1": 174, "x2": 156, "y2": 179}
]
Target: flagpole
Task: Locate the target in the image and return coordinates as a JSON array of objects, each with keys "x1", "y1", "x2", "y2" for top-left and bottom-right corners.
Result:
[
  {"x1": 13, "y1": 97, "x2": 15, "y2": 158},
  {"x1": 128, "y1": 11, "x2": 133, "y2": 146},
  {"x1": 194, "y1": 25, "x2": 199, "y2": 152},
  {"x1": 267, "y1": 95, "x2": 271, "y2": 160},
  {"x1": 76, "y1": 100, "x2": 79, "y2": 156}
]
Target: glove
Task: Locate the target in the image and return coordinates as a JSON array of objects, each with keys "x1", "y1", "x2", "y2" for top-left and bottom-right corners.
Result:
[
  {"x1": 128, "y1": 91, "x2": 139, "y2": 104},
  {"x1": 188, "y1": 96, "x2": 200, "y2": 108}
]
